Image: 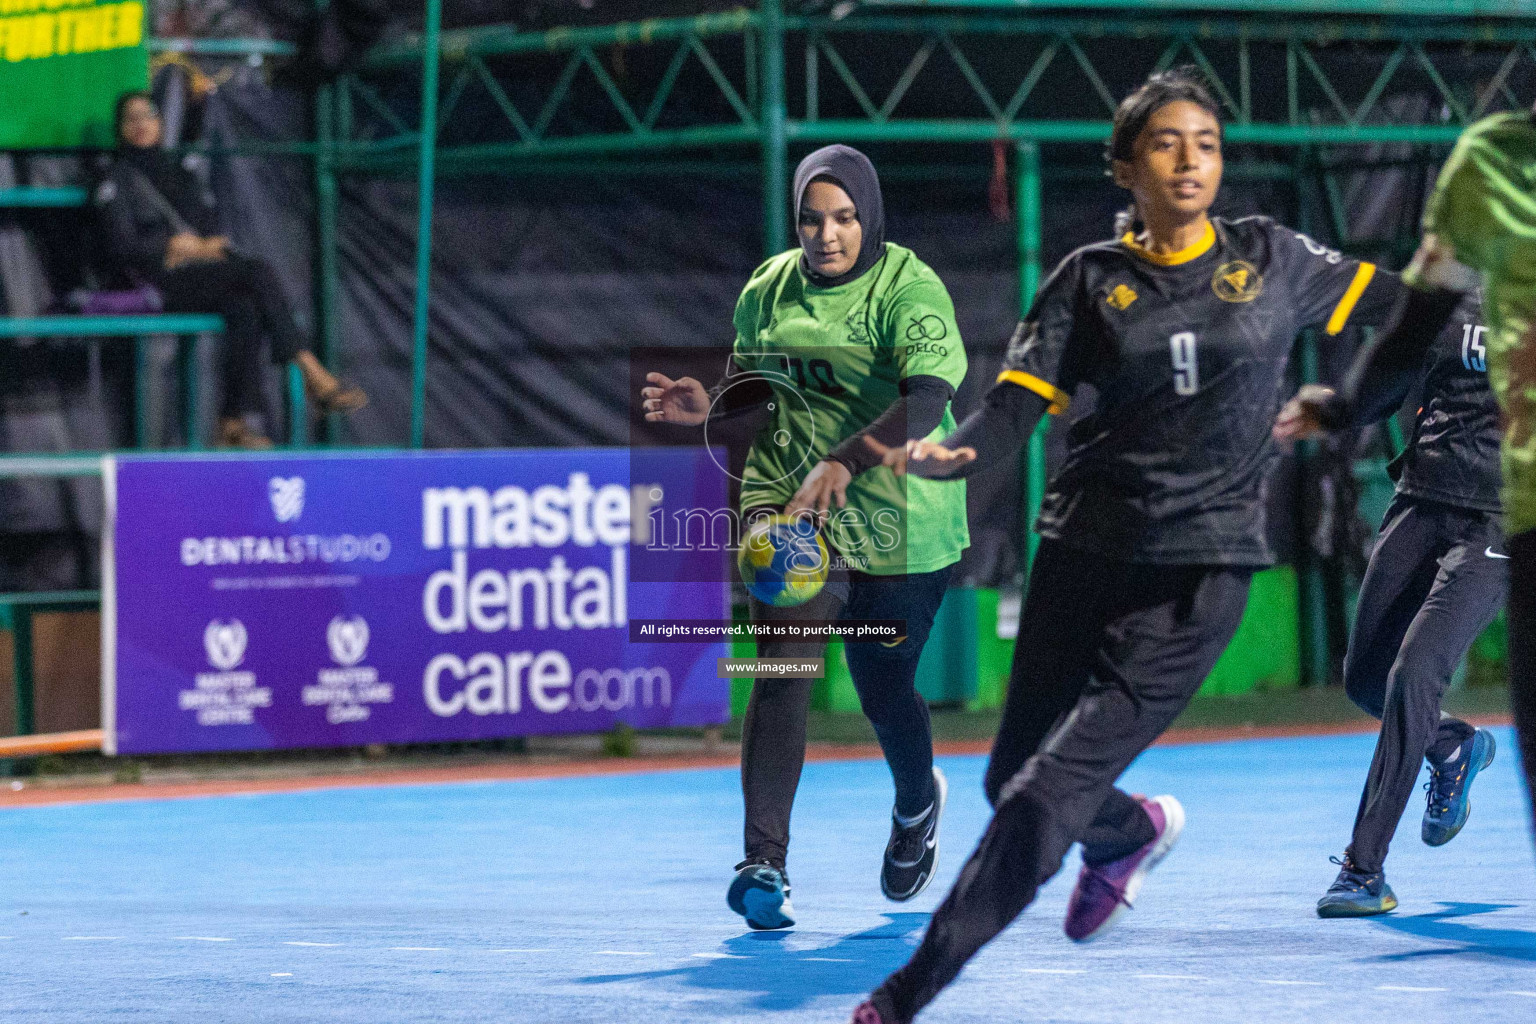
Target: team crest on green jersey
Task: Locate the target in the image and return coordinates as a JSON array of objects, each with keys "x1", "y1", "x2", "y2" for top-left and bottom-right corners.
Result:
[{"x1": 844, "y1": 309, "x2": 872, "y2": 344}]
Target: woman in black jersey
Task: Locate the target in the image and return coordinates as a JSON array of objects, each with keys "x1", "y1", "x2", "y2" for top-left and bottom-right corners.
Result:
[
  {"x1": 849, "y1": 69, "x2": 1406, "y2": 1024},
  {"x1": 1276, "y1": 295, "x2": 1503, "y2": 917}
]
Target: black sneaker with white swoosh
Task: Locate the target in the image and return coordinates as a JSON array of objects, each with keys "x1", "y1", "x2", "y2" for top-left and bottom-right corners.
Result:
[{"x1": 881, "y1": 766, "x2": 947, "y2": 901}]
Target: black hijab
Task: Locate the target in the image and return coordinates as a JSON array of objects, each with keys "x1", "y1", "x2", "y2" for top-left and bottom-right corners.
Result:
[
  {"x1": 793, "y1": 144, "x2": 886, "y2": 288},
  {"x1": 115, "y1": 95, "x2": 209, "y2": 232}
]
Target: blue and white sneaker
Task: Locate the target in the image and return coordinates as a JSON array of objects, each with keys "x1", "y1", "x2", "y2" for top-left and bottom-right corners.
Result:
[
  {"x1": 727, "y1": 859, "x2": 795, "y2": 930},
  {"x1": 1317, "y1": 855, "x2": 1398, "y2": 918},
  {"x1": 1423, "y1": 727, "x2": 1497, "y2": 847}
]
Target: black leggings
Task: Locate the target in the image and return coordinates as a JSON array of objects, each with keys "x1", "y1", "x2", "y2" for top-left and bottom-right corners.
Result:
[
  {"x1": 1342, "y1": 496, "x2": 1505, "y2": 874},
  {"x1": 873, "y1": 541, "x2": 1251, "y2": 1023},
  {"x1": 160, "y1": 254, "x2": 308, "y2": 419},
  {"x1": 740, "y1": 564, "x2": 952, "y2": 869}
]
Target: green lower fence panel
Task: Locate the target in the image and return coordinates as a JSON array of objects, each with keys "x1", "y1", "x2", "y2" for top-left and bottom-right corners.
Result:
[
  {"x1": 971, "y1": 587, "x2": 1015, "y2": 712},
  {"x1": 1199, "y1": 565, "x2": 1302, "y2": 696}
]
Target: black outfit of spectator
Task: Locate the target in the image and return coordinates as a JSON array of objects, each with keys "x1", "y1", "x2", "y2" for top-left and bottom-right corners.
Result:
[{"x1": 97, "y1": 144, "x2": 307, "y2": 421}]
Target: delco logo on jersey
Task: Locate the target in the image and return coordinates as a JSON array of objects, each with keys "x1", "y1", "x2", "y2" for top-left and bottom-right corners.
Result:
[{"x1": 1105, "y1": 284, "x2": 1138, "y2": 310}]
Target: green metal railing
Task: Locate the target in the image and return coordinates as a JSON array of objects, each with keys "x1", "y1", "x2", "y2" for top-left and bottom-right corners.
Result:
[{"x1": 0, "y1": 315, "x2": 314, "y2": 451}]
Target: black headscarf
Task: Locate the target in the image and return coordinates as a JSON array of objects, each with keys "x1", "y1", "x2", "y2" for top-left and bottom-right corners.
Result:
[{"x1": 793, "y1": 144, "x2": 886, "y2": 288}]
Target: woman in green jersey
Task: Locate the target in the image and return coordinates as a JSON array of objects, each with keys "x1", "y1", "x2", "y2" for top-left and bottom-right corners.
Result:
[{"x1": 640, "y1": 145, "x2": 969, "y2": 929}]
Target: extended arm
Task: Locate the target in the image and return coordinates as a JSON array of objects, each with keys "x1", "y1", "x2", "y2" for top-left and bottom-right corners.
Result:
[{"x1": 825, "y1": 375, "x2": 955, "y2": 475}]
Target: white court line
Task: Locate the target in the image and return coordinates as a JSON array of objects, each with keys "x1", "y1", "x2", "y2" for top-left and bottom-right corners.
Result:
[
  {"x1": 1257, "y1": 980, "x2": 1325, "y2": 987},
  {"x1": 62, "y1": 936, "x2": 122, "y2": 941},
  {"x1": 691, "y1": 952, "x2": 746, "y2": 960},
  {"x1": 1377, "y1": 986, "x2": 1446, "y2": 993},
  {"x1": 1021, "y1": 968, "x2": 1086, "y2": 975},
  {"x1": 177, "y1": 936, "x2": 233, "y2": 942},
  {"x1": 1137, "y1": 974, "x2": 1208, "y2": 981},
  {"x1": 596, "y1": 951, "x2": 653, "y2": 956},
  {"x1": 283, "y1": 941, "x2": 341, "y2": 947},
  {"x1": 1500, "y1": 991, "x2": 1536, "y2": 998},
  {"x1": 270, "y1": 973, "x2": 293, "y2": 978},
  {"x1": 391, "y1": 947, "x2": 447, "y2": 952}
]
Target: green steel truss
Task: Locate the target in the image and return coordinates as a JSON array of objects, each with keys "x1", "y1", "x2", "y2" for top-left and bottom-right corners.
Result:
[{"x1": 338, "y1": 3, "x2": 1536, "y2": 176}]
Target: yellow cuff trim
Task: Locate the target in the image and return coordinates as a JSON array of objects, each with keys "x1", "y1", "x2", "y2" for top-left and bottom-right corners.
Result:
[
  {"x1": 997, "y1": 370, "x2": 1070, "y2": 414},
  {"x1": 1120, "y1": 221, "x2": 1216, "y2": 266},
  {"x1": 1325, "y1": 262, "x2": 1377, "y2": 336}
]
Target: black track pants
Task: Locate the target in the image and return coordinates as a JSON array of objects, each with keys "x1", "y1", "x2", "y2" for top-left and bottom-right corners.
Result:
[
  {"x1": 1342, "y1": 496, "x2": 1506, "y2": 874},
  {"x1": 740, "y1": 565, "x2": 953, "y2": 868},
  {"x1": 872, "y1": 541, "x2": 1251, "y2": 1023}
]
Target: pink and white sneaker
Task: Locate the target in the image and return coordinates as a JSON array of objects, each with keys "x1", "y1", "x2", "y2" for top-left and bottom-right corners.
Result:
[
  {"x1": 850, "y1": 1000, "x2": 892, "y2": 1024},
  {"x1": 1063, "y1": 794, "x2": 1185, "y2": 942}
]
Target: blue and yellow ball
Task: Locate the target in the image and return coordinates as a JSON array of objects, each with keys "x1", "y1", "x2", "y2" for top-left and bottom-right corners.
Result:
[{"x1": 737, "y1": 514, "x2": 830, "y2": 607}]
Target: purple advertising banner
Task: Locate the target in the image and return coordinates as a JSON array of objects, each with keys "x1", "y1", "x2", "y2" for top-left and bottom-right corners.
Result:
[{"x1": 103, "y1": 448, "x2": 731, "y2": 755}]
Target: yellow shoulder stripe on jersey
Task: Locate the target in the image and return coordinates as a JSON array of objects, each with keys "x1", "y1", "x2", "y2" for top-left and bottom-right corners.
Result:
[
  {"x1": 997, "y1": 370, "x2": 1070, "y2": 414},
  {"x1": 1324, "y1": 262, "x2": 1377, "y2": 336},
  {"x1": 1120, "y1": 221, "x2": 1216, "y2": 266}
]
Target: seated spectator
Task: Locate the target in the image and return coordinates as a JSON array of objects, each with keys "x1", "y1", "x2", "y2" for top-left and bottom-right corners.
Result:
[{"x1": 97, "y1": 91, "x2": 366, "y2": 449}]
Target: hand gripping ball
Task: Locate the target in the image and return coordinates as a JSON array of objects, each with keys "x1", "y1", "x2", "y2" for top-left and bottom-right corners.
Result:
[{"x1": 737, "y1": 514, "x2": 830, "y2": 607}]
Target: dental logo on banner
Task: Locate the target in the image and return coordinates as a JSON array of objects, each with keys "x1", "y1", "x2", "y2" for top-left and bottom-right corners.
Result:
[
  {"x1": 104, "y1": 449, "x2": 730, "y2": 755},
  {"x1": 270, "y1": 476, "x2": 305, "y2": 523}
]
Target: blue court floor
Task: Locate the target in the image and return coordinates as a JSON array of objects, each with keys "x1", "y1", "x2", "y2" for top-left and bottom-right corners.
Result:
[{"x1": 1, "y1": 730, "x2": 1534, "y2": 1023}]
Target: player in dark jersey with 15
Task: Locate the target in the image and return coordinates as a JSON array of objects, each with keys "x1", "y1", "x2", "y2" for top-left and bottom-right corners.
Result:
[
  {"x1": 848, "y1": 68, "x2": 1410, "y2": 1024},
  {"x1": 1276, "y1": 294, "x2": 1503, "y2": 917}
]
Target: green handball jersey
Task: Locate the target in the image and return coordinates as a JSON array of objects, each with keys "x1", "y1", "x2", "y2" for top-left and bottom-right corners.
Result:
[
  {"x1": 1418, "y1": 112, "x2": 1536, "y2": 536},
  {"x1": 731, "y1": 243, "x2": 969, "y2": 575}
]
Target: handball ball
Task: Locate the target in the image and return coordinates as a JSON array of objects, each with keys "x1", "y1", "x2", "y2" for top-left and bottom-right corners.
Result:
[{"x1": 738, "y1": 514, "x2": 830, "y2": 607}]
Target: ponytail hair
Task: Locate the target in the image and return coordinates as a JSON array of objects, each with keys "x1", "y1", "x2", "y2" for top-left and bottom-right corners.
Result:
[{"x1": 1106, "y1": 67, "x2": 1222, "y2": 235}]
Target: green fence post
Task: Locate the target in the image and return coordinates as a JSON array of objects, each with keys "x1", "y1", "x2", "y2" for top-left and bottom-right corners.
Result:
[
  {"x1": 1015, "y1": 141, "x2": 1047, "y2": 575},
  {"x1": 179, "y1": 334, "x2": 200, "y2": 449},
  {"x1": 288, "y1": 364, "x2": 308, "y2": 448},
  {"x1": 1295, "y1": 165, "x2": 1330, "y2": 686},
  {"x1": 12, "y1": 606, "x2": 33, "y2": 738},
  {"x1": 760, "y1": 0, "x2": 787, "y2": 259},
  {"x1": 409, "y1": 0, "x2": 443, "y2": 449},
  {"x1": 315, "y1": 74, "x2": 341, "y2": 447},
  {"x1": 133, "y1": 335, "x2": 150, "y2": 449}
]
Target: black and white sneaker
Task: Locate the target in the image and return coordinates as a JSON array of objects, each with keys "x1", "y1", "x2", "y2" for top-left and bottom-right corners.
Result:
[{"x1": 881, "y1": 766, "x2": 947, "y2": 901}]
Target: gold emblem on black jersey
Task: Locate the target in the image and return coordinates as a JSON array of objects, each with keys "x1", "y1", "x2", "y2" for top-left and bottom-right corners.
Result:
[
  {"x1": 1105, "y1": 284, "x2": 1138, "y2": 310},
  {"x1": 1212, "y1": 260, "x2": 1263, "y2": 303}
]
